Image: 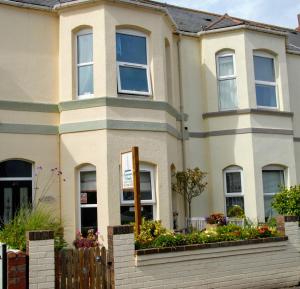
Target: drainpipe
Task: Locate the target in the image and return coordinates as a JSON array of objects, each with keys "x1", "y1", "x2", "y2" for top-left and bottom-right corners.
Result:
[{"x1": 177, "y1": 34, "x2": 187, "y2": 219}]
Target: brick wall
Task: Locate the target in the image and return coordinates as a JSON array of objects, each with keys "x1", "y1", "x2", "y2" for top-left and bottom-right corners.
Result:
[
  {"x1": 26, "y1": 231, "x2": 55, "y2": 289},
  {"x1": 6, "y1": 250, "x2": 26, "y2": 289},
  {"x1": 108, "y1": 218, "x2": 300, "y2": 289}
]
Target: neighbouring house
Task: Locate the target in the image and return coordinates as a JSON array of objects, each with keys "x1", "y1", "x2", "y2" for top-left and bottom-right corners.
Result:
[{"x1": 0, "y1": 0, "x2": 300, "y2": 245}]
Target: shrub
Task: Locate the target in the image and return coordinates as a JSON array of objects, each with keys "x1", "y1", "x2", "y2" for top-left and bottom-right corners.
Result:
[
  {"x1": 272, "y1": 186, "x2": 300, "y2": 217},
  {"x1": 227, "y1": 205, "x2": 245, "y2": 218},
  {"x1": 0, "y1": 206, "x2": 66, "y2": 251},
  {"x1": 206, "y1": 213, "x2": 227, "y2": 226},
  {"x1": 73, "y1": 229, "x2": 99, "y2": 248}
]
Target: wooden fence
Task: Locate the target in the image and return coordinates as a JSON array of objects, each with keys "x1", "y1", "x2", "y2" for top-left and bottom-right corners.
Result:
[{"x1": 56, "y1": 246, "x2": 110, "y2": 289}]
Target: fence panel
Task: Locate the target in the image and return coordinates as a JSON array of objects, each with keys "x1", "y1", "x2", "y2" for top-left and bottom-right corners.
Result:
[
  {"x1": 56, "y1": 246, "x2": 109, "y2": 289},
  {"x1": 0, "y1": 244, "x2": 7, "y2": 289}
]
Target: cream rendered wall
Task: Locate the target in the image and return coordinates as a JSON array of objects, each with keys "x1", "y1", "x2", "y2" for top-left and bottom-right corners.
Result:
[
  {"x1": 0, "y1": 4, "x2": 58, "y2": 103},
  {"x1": 287, "y1": 53, "x2": 300, "y2": 183},
  {"x1": 0, "y1": 133, "x2": 60, "y2": 213}
]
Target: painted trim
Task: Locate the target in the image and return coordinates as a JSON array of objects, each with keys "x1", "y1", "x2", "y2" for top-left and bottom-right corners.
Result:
[
  {"x1": 294, "y1": 137, "x2": 300, "y2": 142},
  {"x1": 202, "y1": 109, "x2": 294, "y2": 119},
  {"x1": 0, "y1": 100, "x2": 58, "y2": 113},
  {"x1": 0, "y1": 123, "x2": 58, "y2": 135},
  {"x1": 189, "y1": 128, "x2": 294, "y2": 138},
  {"x1": 59, "y1": 97, "x2": 183, "y2": 120},
  {"x1": 59, "y1": 120, "x2": 182, "y2": 139}
]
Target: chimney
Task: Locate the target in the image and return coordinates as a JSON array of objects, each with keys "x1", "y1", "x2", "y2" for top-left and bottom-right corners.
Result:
[{"x1": 297, "y1": 14, "x2": 300, "y2": 32}]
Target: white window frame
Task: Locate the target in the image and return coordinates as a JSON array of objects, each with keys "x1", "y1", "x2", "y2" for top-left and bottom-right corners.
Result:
[
  {"x1": 253, "y1": 52, "x2": 278, "y2": 110},
  {"x1": 120, "y1": 164, "x2": 156, "y2": 219},
  {"x1": 262, "y1": 168, "x2": 285, "y2": 198},
  {"x1": 116, "y1": 29, "x2": 152, "y2": 96},
  {"x1": 76, "y1": 29, "x2": 94, "y2": 100},
  {"x1": 223, "y1": 167, "x2": 244, "y2": 214},
  {"x1": 216, "y1": 52, "x2": 238, "y2": 111},
  {"x1": 77, "y1": 165, "x2": 97, "y2": 231}
]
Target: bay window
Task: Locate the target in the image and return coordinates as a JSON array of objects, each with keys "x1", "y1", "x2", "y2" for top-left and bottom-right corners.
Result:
[
  {"x1": 254, "y1": 54, "x2": 277, "y2": 108},
  {"x1": 76, "y1": 29, "x2": 94, "y2": 99},
  {"x1": 217, "y1": 52, "x2": 238, "y2": 110},
  {"x1": 120, "y1": 164, "x2": 156, "y2": 224},
  {"x1": 224, "y1": 167, "x2": 244, "y2": 215},
  {"x1": 116, "y1": 30, "x2": 151, "y2": 95},
  {"x1": 78, "y1": 165, "x2": 97, "y2": 235},
  {"x1": 262, "y1": 167, "x2": 285, "y2": 219}
]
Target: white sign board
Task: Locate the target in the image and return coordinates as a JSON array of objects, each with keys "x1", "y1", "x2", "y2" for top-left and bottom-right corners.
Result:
[{"x1": 121, "y1": 151, "x2": 134, "y2": 190}]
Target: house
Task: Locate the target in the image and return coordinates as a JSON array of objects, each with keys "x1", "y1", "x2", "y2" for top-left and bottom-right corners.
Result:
[{"x1": 0, "y1": 0, "x2": 299, "y2": 244}]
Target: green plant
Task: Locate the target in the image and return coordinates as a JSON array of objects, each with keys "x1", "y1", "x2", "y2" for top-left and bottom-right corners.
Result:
[
  {"x1": 172, "y1": 168, "x2": 207, "y2": 219},
  {"x1": 227, "y1": 205, "x2": 245, "y2": 218},
  {"x1": 272, "y1": 186, "x2": 300, "y2": 217},
  {"x1": 0, "y1": 206, "x2": 66, "y2": 251}
]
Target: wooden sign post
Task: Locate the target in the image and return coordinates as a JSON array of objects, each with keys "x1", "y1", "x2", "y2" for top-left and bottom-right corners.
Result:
[{"x1": 121, "y1": 147, "x2": 141, "y2": 235}]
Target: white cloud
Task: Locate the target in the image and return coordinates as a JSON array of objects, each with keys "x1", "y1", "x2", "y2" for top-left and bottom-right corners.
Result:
[{"x1": 156, "y1": 0, "x2": 300, "y2": 29}]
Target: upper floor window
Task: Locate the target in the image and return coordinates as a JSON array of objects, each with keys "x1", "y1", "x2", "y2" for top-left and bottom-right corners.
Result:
[
  {"x1": 76, "y1": 29, "x2": 94, "y2": 99},
  {"x1": 116, "y1": 30, "x2": 151, "y2": 95},
  {"x1": 224, "y1": 166, "x2": 244, "y2": 215},
  {"x1": 216, "y1": 52, "x2": 238, "y2": 111},
  {"x1": 254, "y1": 54, "x2": 277, "y2": 108}
]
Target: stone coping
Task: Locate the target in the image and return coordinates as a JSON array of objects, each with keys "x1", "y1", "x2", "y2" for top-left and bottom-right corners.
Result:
[
  {"x1": 108, "y1": 225, "x2": 134, "y2": 235},
  {"x1": 26, "y1": 230, "x2": 54, "y2": 241},
  {"x1": 135, "y1": 236, "x2": 288, "y2": 255},
  {"x1": 284, "y1": 216, "x2": 299, "y2": 222}
]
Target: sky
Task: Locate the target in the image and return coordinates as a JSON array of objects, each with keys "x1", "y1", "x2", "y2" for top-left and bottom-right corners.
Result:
[{"x1": 156, "y1": 0, "x2": 300, "y2": 29}]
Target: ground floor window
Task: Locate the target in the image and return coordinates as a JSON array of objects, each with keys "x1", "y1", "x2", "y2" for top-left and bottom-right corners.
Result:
[
  {"x1": 0, "y1": 160, "x2": 32, "y2": 225},
  {"x1": 120, "y1": 164, "x2": 156, "y2": 224},
  {"x1": 224, "y1": 166, "x2": 244, "y2": 215},
  {"x1": 262, "y1": 167, "x2": 285, "y2": 219},
  {"x1": 79, "y1": 165, "x2": 97, "y2": 235}
]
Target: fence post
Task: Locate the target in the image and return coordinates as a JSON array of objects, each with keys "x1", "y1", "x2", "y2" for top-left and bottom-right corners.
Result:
[{"x1": 26, "y1": 231, "x2": 55, "y2": 289}]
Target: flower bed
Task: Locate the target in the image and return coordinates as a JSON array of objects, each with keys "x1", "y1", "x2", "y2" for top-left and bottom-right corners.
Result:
[{"x1": 135, "y1": 219, "x2": 280, "y2": 250}]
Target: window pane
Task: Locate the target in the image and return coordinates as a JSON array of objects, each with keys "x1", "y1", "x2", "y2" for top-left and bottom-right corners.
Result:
[
  {"x1": 119, "y1": 66, "x2": 149, "y2": 92},
  {"x1": 80, "y1": 171, "x2": 96, "y2": 191},
  {"x1": 116, "y1": 33, "x2": 147, "y2": 65},
  {"x1": 120, "y1": 205, "x2": 153, "y2": 224},
  {"x1": 77, "y1": 33, "x2": 93, "y2": 64},
  {"x1": 78, "y1": 65, "x2": 93, "y2": 96},
  {"x1": 262, "y1": 170, "x2": 284, "y2": 195},
  {"x1": 256, "y1": 84, "x2": 276, "y2": 107},
  {"x1": 81, "y1": 207, "x2": 97, "y2": 235},
  {"x1": 0, "y1": 160, "x2": 32, "y2": 178},
  {"x1": 219, "y1": 79, "x2": 237, "y2": 110},
  {"x1": 254, "y1": 56, "x2": 275, "y2": 82},
  {"x1": 264, "y1": 195, "x2": 277, "y2": 219},
  {"x1": 226, "y1": 197, "x2": 244, "y2": 214},
  {"x1": 140, "y1": 171, "x2": 152, "y2": 200},
  {"x1": 218, "y1": 55, "x2": 234, "y2": 77},
  {"x1": 226, "y1": 172, "x2": 242, "y2": 194}
]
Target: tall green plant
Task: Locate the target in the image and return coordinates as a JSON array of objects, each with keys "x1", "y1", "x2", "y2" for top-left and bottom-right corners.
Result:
[
  {"x1": 0, "y1": 206, "x2": 66, "y2": 251},
  {"x1": 272, "y1": 186, "x2": 300, "y2": 217},
  {"x1": 172, "y1": 167, "x2": 207, "y2": 219}
]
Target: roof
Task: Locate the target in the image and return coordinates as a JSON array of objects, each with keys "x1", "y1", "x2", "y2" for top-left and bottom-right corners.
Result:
[{"x1": 3, "y1": 0, "x2": 300, "y2": 53}]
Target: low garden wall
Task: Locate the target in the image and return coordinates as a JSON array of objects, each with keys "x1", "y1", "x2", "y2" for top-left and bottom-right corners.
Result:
[{"x1": 108, "y1": 217, "x2": 300, "y2": 289}]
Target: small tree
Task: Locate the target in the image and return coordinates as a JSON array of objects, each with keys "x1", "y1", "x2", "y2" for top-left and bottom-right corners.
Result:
[
  {"x1": 172, "y1": 167, "x2": 207, "y2": 219},
  {"x1": 272, "y1": 185, "x2": 300, "y2": 217}
]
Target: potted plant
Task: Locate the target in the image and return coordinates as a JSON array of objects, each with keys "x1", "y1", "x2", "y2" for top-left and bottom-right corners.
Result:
[
  {"x1": 227, "y1": 205, "x2": 245, "y2": 227},
  {"x1": 206, "y1": 213, "x2": 227, "y2": 230}
]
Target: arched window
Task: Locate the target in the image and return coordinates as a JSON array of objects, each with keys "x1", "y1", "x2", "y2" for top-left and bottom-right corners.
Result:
[
  {"x1": 120, "y1": 163, "x2": 156, "y2": 224},
  {"x1": 0, "y1": 160, "x2": 32, "y2": 224},
  {"x1": 224, "y1": 166, "x2": 244, "y2": 215},
  {"x1": 76, "y1": 28, "x2": 94, "y2": 99},
  {"x1": 116, "y1": 29, "x2": 151, "y2": 95},
  {"x1": 216, "y1": 50, "x2": 238, "y2": 110},
  {"x1": 78, "y1": 165, "x2": 97, "y2": 235},
  {"x1": 262, "y1": 165, "x2": 285, "y2": 219},
  {"x1": 253, "y1": 51, "x2": 277, "y2": 108}
]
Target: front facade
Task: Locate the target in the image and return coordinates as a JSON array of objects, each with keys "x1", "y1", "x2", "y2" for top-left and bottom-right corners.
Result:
[{"x1": 0, "y1": 0, "x2": 300, "y2": 244}]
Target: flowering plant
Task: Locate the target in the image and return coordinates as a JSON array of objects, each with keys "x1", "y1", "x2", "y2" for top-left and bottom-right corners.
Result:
[
  {"x1": 206, "y1": 213, "x2": 227, "y2": 226},
  {"x1": 257, "y1": 225, "x2": 273, "y2": 238},
  {"x1": 73, "y1": 229, "x2": 99, "y2": 248}
]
